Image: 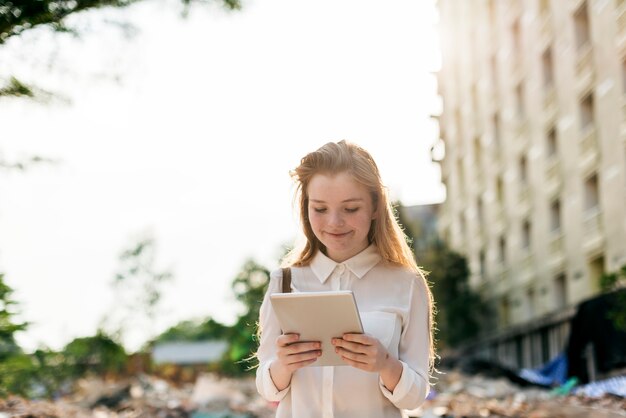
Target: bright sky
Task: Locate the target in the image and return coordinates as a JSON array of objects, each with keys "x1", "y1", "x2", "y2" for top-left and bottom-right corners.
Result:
[{"x1": 0, "y1": 0, "x2": 444, "y2": 352}]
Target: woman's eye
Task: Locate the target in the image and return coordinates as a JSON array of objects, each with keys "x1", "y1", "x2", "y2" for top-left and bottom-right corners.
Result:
[
  {"x1": 345, "y1": 207, "x2": 359, "y2": 213},
  {"x1": 313, "y1": 208, "x2": 327, "y2": 213}
]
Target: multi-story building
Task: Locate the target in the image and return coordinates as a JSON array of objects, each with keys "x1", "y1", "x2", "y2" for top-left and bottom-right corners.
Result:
[{"x1": 435, "y1": 0, "x2": 626, "y2": 369}]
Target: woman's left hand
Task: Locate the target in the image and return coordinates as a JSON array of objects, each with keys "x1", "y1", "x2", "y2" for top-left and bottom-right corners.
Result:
[{"x1": 331, "y1": 333, "x2": 391, "y2": 372}]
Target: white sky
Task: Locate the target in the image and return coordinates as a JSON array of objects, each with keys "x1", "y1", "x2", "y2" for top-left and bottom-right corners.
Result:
[{"x1": 0, "y1": 0, "x2": 444, "y2": 352}]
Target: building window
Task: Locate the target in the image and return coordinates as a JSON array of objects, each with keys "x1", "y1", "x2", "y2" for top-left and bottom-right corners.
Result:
[
  {"x1": 474, "y1": 136, "x2": 482, "y2": 166},
  {"x1": 522, "y1": 219, "x2": 531, "y2": 249},
  {"x1": 550, "y1": 199, "x2": 561, "y2": 232},
  {"x1": 491, "y1": 54, "x2": 498, "y2": 93},
  {"x1": 622, "y1": 57, "x2": 626, "y2": 95},
  {"x1": 588, "y1": 255, "x2": 605, "y2": 291},
  {"x1": 460, "y1": 213, "x2": 467, "y2": 238},
  {"x1": 584, "y1": 173, "x2": 599, "y2": 212},
  {"x1": 542, "y1": 47, "x2": 554, "y2": 88},
  {"x1": 579, "y1": 93, "x2": 594, "y2": 130},
  {"x1": 477, "y1": 196, "x2": 484, "y2": 225},
  {"x1": 499, "y1": 235, "x2": 507, "y2": 264},
  {"x1": 511, "y1": 17, "x2": 522, "y2": 66},
  {"x1": 527, "y1": 287, "x2": 536, "y2": 319},
  {"x1": 546, "y1": 127, "x2": 557, "y2": 157},
  {"x1": 573, "y1": 1, "x2": 591, "y2": 51},
  {"x1": 479, "y1": 249, "x2": 486, "y2": 277},
  {"x1": 493, "y1": 113, "x2": 501, "y2": 149},
  {"x1": 501, "y1": 297, "x2": 510, "y2": 327},
  {"x1": 472, "y1": 83, "x2": 479, "y2": 114},
  {"x1": 519, "y1": 154, "x2": 528, "y2": 183},
  {"x1": 489, "y1": 0, "x2": 497, "y2": 30},
  {"x1": 554, "y1": 273, "x2": 567, "y2": 309},
  {"x1": 457, "y1": 159, "x2": 465, "y2": 197},
  {"x1": 515, "y1": 83, "x2": 525, "y2": 118},
  {"x1": 496, "y1": 176, "x2": 504, "y2": 205}
]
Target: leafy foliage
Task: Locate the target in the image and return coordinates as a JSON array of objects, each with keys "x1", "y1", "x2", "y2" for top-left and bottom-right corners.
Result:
[
  {"x1": 0, "y1": 0, "x2": 241, "y2": 43},
  {"x1": 0, "y1": 274, "x2": 44, "y2": 397},
  {"x1": 396, "y1": 206, "x2": 485, "y2": 350},
  {"x1": 156, "y1": 318, "x2": 229, "y2": 342},
  {"x1": 600, "y1": 264, "x2": 626, "y2": 331},
  {"x1": 0, "y1": 273, "x2": 27, "y2": 361},
  {"x1": 0, "y1": 76, "x2": 33, "y2": 97},
  {"x1": 421, "y1": 240, "x2": 485, "y2": 348},
  {"x1": 151, "y1": 259, "x2": 269, "y2": 376},
  {"x1": 62, "y1": 331, "x2": 127, "y2": 377},
  {"x1": 221, "y1": 259, "x2": 269, "y2": 374},
  {"x1": 106, "y1": 235, "x2": 174, "y2": 349}
]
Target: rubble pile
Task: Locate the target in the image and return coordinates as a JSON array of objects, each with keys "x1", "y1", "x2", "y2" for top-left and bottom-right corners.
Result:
[
  {"x1": 0, "y1": 374, "x2": 276, "y2": 418},
  {"x1": 410, "y1": 370, "x2": 626, "y2": 418}
]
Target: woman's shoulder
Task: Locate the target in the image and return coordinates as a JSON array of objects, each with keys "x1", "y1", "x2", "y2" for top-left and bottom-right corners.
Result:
[{"x1": 372, "y1": 261, "x2": 428, "y2": 288}]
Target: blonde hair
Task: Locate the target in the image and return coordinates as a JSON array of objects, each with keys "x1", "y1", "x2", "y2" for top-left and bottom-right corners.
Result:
[{"x1": 284, "y1": 140, "x2": 436, "y2": 370}]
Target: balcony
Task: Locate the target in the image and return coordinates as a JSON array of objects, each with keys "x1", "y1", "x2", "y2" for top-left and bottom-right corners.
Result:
[
  {"x1": 518, "y1": 184, "x2": 530, "y2": 213},
  {"x1": 543, "y1": 85, "x2": 556, "y2": 111},
  {"x1": 575, "y1": 44, "x2": 594, "y2": 90},
  {"x1": 619, "y1": 1, "x2": 626, "y2": 45},
  {"x1": 539, "y1": 13, "x2": 552, "y2": 47},
  {"x1": 622, "y1": 99, "x2": 626, "y2": 140},
  {"x1": 580, "y1": 126, "x2": 599, "y2": 168},
  {"x1": 548, "y1": 233, "x2": 565, "y2": 269},
  {"x1": 583, "y1": 209, "x2": 604, "y2": 254},
  {"x1": 545, "y1": 158, "x2": 561, "y2": 195},
  {"x1": 518, "y1": 253, "x2": 534, "y2": 284},
  {"x1": 515, "y1": 120, "x2": 530, "y2": 151},
  {"x1": 543, "y1": 87, "x2": 558, "y2": 126},
  {"x1": 494, "y1": 207, "x2": 506, "y2": 234}
]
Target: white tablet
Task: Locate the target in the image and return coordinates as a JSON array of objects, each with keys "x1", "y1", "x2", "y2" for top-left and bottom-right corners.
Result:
[{"x1": 270, "y1": 290, "x2": 364, "y2": 367}]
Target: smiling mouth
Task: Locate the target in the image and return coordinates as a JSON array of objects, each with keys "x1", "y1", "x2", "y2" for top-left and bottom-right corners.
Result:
[{"x1": 326, "y1": 231, "x2": 351, "y2": 238}]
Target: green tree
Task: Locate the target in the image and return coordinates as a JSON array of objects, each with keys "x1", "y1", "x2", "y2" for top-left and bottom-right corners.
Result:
[
  {"x1": 396, "y1": 204, "x2": 485, "y2": 349},
  {"x1": 0, "y1": 273, "x2": 36, "y2": 397},
  {"x1": 150, "y1": 258, "x2": 269, "y2": 376},
  {"x1": 219, "y1": 259, "x2": 269, "y2": 375},
  {"x1": 0, "y1": 273, "x2": 27, "y2": 359},
  {"x1": 62, "y1": 331, "x2": 127, "y2": 377},
  {"x1": 422, "y1": 241, "x2": 485, "y2": 349},
  {"x1": 104, "y1": 234, "x2": 174, "y2": 351},
  {"x1": 0, "y1": 0, "x2": 241, "y2": 44},
  {"x1": 599, "y1": 264, "x2": 626, "y2": 331},
  {"x1": 155, "y1": 317, "x2": 229, "y2": 342}
]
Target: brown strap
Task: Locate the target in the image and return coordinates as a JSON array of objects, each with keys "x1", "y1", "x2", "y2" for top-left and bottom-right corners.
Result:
[{"x1": 281, "y1": 267, "x2": 292, "y2": 293}]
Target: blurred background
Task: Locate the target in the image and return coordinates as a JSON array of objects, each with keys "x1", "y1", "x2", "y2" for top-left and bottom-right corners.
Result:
[{"x1": 1, "y1": 0, "x2": 626, "y2": 417}]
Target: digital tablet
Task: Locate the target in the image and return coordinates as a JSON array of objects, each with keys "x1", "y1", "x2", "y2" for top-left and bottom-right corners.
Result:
[{"x1": 270, "y1": 290, "x2": 363, "y2": 367}]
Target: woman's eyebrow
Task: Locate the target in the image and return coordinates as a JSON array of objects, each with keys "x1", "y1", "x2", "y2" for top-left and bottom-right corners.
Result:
[{"x1": 309, "y1": 198, "x2": 364, "y2": 203}]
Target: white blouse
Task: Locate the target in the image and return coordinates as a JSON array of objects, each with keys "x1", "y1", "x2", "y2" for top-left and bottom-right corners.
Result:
[{"x1": 255, "y1": 245, "x2": 431, "y2": 418}]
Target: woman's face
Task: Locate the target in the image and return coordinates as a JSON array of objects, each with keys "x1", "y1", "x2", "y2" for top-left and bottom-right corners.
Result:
[{"x1": 307, "y1": 171, "x2": 376, "y2": 262}]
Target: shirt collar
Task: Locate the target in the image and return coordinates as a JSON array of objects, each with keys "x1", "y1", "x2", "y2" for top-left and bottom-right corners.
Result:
[{"x1": 310, "y1": 244, "x2": 382, "y2": 284}]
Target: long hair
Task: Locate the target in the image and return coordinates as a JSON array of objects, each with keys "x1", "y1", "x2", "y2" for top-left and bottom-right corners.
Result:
[{"x1": 283, "y1": 140, "x2": 436, "y2": 371}]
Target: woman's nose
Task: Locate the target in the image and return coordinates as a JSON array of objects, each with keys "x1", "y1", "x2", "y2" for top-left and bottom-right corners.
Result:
[{"x1": 329, "y1": 212, "x2": 345, "y2": 226}]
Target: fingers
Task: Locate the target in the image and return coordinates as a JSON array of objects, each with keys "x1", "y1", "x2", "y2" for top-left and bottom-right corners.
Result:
[
  {"x1": 332, "y1": 334, "x2": 386, "y2": 371},
  {"x1": 331, "y1": 335, "x2": 372, "y2": 354},
  {"x1": 275, "y1": 334, "x2": 322, "y2": 369},
  {"x1": 276, "y1": 333, "x2": 301, "y2": 347}
]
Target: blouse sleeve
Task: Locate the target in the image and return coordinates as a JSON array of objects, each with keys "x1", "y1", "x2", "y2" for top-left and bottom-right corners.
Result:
[
  {"x1": 378, "y1": 273, "x2": 431, "y2": 410},
  {"x1": 255, "y1": 268, "x2": 291, "y2": 402}
]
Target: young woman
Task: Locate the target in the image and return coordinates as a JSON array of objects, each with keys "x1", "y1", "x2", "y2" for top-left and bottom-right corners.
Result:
[{"x1": 255, "y1": 140, "x2": 435, "y2": 417}]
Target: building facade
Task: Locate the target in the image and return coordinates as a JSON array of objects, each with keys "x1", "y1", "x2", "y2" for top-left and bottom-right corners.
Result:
[{"x1": 435, "y1": 0, "x2": 626, "y2": 368}]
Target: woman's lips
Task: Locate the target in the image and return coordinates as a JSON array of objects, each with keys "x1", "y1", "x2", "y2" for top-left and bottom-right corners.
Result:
[{"x1": 326, "y1": 231, "x2": 351, "y2": 238}]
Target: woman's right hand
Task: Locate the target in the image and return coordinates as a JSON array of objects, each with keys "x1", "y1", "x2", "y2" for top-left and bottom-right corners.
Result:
[{"x1": 269, "y1": 333, "x2": 321, "y2": 390}]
